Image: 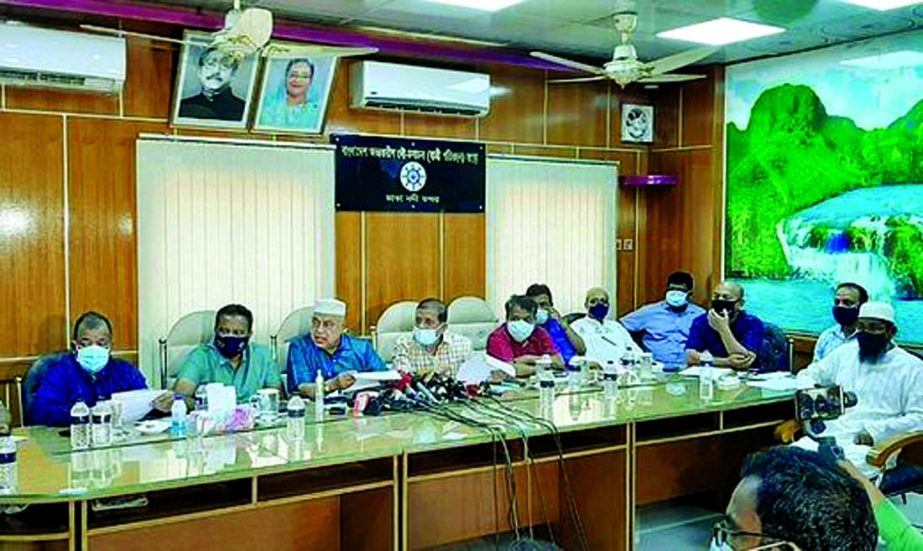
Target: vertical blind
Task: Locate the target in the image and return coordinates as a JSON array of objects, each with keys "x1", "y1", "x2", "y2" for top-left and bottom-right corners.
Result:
[
  {"x1": 136, "y1": 139, "x2": 335, "y2": 380},
  {"x1": 486, "y1": 157, "x2": 618, "y2": 317}
]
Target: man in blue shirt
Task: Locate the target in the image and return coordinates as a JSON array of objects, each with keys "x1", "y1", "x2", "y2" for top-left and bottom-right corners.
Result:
[
  {"x1": 685, "y1": 282, "x2": 765, "y2": 371},
  {"x1": 287, "y1": 298, "x2": 385, "y2": 399},
  {"x1": 525, "y1": 283, "x2": 585, "y2": 367},
  {"x1": 31, "y1": 311, "x2": 173, "y2": 427},
  {"x1": 813, "y1": 282, "x2": 868, "y2": 362},
  {"x1": 621, "y1": 271, "x2": 705, "y2": 368}
]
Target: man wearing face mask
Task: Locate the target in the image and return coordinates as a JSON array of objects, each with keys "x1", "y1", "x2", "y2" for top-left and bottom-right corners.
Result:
[
  {"x1": 525, "y1": 284, "x2": 585, "y2": 368},
  {"x1": 685, "y1": 282, "x2": 764, "y2": 371},
  {"x1": 813, "y1": 282, "x2": 868, "y2": 362},
  {"x1": 178, "y1": 46, "x2": 246, "y2": 121},
  {"x1": 487, "y1": 295, "x2": 563, "y2": 377},
  {"x1": 620, "y1": 271, "x2": 705, "y2": 367},
  {"x1": 174, "y1": 304, "x2": 281, "y2": 406},
  {"x1": 287, "y1": 299, "x2": 385, "y2": 399},
  {"x1": 391, "y1": 298, "x2": 472, "y2": 377},
  {"x1": 714, "y1": 446, "x2": 877, "y2": 551},
  {"x1": 30, "y1": 312, "x2": 173, "y2": 427},
  {"x1": 571, "y1": 287, "x2": 641, "y2": 365},
  {"x1": 794, "y1": 302, "x2": 923, "y2": 475}
]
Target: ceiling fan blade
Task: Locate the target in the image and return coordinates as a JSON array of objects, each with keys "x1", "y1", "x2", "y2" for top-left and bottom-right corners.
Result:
[
  {"x1": 530, "y1": 51, "x2": 606, "y2": 76},
  {"x1": 80, "y1": 24, "x2": 187, "y2": 45},
  {"x1": 637, "y1": 73, "x2": 706, "y2": 84},
  {"x1": 644, "y1": 46, "x2": 717, "y2": 76},
  {"x1": 548, "y1": 76, "x2": 609, "y2": 84},
  {"x1": 264, "y1": 44, "x2": 379, "y2": 58}
]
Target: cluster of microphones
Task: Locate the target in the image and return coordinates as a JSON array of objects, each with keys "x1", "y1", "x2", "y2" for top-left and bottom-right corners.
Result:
[{"x1": 356, "y1": 373, "x2": 490, "y2": 416}]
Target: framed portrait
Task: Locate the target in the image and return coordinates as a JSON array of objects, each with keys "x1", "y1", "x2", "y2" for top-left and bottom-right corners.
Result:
[
  {"x1": 253, "y1": 50, "x2": 338, "y2": 134},
  {"x1": 171, "y1": 31, "x2": 260, "y2": 130},
  {"x1": 621, "y1": 103, "x2": 654, "y2": 143}
]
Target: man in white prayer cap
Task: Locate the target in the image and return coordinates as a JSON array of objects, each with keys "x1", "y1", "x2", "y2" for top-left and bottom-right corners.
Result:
[
  {"x1": 286, "y1": 298, "x2": 385, "y2": 399},
  {"x1": 794, "y1": 302, "x2": 923, "y2": 475}
]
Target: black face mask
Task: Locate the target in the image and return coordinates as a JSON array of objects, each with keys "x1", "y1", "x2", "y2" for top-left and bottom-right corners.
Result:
[
  {"x1": 215, "y1": 335, "x2": 250, "y2": 359},
  {"x1": 857, "y1": 331, "x2": 889, "y2": 363},
  {"x1": 832, "y1": 306, "x2": 859, "y2": 327},
  {"x1": 711, "y1": 299, "x2": 738, "y2": 317}
]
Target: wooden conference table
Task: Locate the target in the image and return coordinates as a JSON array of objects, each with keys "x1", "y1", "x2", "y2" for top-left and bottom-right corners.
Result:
[{"x1": 0, "y1": 376, "x2": 794, "y2": 551}]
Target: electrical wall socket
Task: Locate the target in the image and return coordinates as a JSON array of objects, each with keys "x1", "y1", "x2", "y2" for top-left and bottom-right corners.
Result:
[
  {"x1": 623, "y1": 239, "x2": 634, "y2": 251},
  {"x1": 615, "y1": 239, "x2": 623, "y2": 251}
]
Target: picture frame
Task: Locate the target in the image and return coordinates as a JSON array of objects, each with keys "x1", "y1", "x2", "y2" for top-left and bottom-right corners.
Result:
[
  {"x1": 171, "y1": 30, "x2": 260, "y2": 130},
  {"x1": 252, "y1": 49, "x2": 339, "y2": 135},
  {"x1": 621, "y1": 104, "x2": 654, "y2": 143}
]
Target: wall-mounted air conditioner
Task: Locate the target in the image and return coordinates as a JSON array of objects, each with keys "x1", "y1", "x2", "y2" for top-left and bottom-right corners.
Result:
[
  {"x1": 350, "y1": 61, "x2": 490, "y2": 117},
  {"x1": 0, "y1": 23, "x2": 126, "y2": 94}
]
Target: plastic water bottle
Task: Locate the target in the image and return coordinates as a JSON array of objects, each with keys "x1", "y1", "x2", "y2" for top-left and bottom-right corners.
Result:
[
  {"x1": 90, "y1": 401, "x2": 113, "y2": 447},
  {"x1": 0, "y1": 436, "x2": 16, "y2": 493},
  {"x1": 171, "y1": 396, "x2": 188, "y2": 437},
  {"x1": 70, "y1": 401, "x2": 91, "y2": 450},
  {"x1": 287, "y1": 396, "x2": 306, "y2": 441},
  {"x1": 566, "y1": 360, "x2": 581, "y2": 389},
  {"x1": 536, "y1": 354, "x2": 552, "y2": 376},
  {"x1": 538, "y1": 368, "x2": 555, "y2": 415},
  {"x1": 699, "y1": 351, "x2": 714, "y2": 402},
  {"x1": 603, "y1": 360, "x2": 619, "y2": 400},
  {"x1": 194, "y1": 385, "x2": 208, "y2": 411},
  {"x1": 314, "y1": 371, "x2": 325, "y2": 423}
]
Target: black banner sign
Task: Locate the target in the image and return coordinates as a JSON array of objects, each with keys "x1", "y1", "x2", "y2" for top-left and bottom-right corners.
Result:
[{"x1": 333, "y1": 134, "x2": 485, "y2": 213}]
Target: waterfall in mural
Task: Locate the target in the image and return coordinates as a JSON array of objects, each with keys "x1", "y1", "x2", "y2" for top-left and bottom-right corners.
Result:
[{"x1": 725, "y1": 30, "x2": 923, "y2": 343}]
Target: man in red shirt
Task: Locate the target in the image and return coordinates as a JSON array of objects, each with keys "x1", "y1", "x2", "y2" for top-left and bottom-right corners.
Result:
[{"x1": 487, "y1": 295, "x2": 564, "y2": 377}]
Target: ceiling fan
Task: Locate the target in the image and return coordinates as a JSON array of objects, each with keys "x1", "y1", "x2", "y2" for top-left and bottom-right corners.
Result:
[
  {"x1": 531, "y1": 12, "x2": 716, "y2": 88},
  {"x1": 81, "y1": 0, "x2": 378, "y2": 60}
]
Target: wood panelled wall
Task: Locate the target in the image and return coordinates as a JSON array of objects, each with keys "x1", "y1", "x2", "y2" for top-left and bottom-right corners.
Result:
[{"x1": 0, "y1": 16, "x2": 682, "y2": 377}]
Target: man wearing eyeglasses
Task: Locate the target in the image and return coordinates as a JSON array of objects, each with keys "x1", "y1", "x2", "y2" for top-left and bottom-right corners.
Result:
[
  {"x1": 794, "y1": 302, "x2": 923, "y2": 475},
  {"x1": 714, "y1": 446, "x2": 877, "y2": 550},
  {"x1": 178, "y1": 46, "x2": 246, "y2": 121}
]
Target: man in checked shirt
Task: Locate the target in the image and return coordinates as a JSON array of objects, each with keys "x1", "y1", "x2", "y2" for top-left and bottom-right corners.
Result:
[{"x1": 391, "y1": 298, "x2": 473, "y2": 378}]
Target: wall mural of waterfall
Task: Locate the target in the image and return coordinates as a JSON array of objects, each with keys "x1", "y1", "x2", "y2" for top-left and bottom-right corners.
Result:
[{"x1": 725, "y1": 30, "x2": 923, "y2": 344}]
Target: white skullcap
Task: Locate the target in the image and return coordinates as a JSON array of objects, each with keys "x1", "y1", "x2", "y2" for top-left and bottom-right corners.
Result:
[
  {"x1": 314, "y1": 298, "x2": 346, "y2": 317},
  {"x1": 859, "y1": 301, "x2": 895, "y2": 324}
]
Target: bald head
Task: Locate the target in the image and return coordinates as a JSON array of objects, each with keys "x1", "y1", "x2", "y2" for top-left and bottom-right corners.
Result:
[
  {"x1": 714, "y1": 282, "x2": 744, "y2": 301},
  {"x1": 585, "y1": 287, "x2": 609, "y2": 304}
]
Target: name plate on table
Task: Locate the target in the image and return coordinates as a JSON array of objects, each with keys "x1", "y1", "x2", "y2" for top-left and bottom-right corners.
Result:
[{"x1": 333, "y1": 134, "x2": 485, "y2": 213}]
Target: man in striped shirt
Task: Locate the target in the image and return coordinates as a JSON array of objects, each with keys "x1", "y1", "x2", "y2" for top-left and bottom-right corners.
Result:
[{"x1": 391, "y1": 298, "x2": 472, "y2": 378}]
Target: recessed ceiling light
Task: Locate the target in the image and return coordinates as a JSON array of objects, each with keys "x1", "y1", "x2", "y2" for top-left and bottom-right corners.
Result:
[
  {"x1": 841, "y1": 50, "x2": 923, "y2": 69},
  {"x1": 839, "y1": 0, "x2": 921, "y2": 10},
  {"x1": 656, "y1": 17, "x2": 785, "y2": 46},
  {"x1": 422, "y1": 0, "x2": 526, "y2": 12}
]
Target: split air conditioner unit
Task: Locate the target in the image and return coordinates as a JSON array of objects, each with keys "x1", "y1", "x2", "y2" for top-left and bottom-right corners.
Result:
[
  {"x1": 0, "y1": 23, "x2": 126, "y2": 94},
  {"x1": 350, "y1": 61, "x2": 490, "y2": 117}
]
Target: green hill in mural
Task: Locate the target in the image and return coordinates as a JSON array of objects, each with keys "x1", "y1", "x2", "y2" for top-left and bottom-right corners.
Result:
[{"x1": 726, "y1": 84, "x2": 923, "y2": 286}]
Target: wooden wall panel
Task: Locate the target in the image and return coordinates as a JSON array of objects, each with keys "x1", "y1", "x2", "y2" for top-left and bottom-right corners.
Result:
[
  {"x1": 67, "y1": 118, "x2": 167, "y2": 351},
  {"x1": 479, "y1": 67, "x2": 544, "y2": 144},
  {"x1": 443, "y1": 214, "x2": 486, "y2": 301},
  {"x1": 123, "y1": 39, "x2": 177, "y2": 120},
  {"x1": 511, "y1": 144, "x2": 576, "y2": 158},
  {"x1": 6, "y1": 87, "x2": 118, "y2": 116},
  {"x1": 546, "y1": 80, "x2": 609, "y2": 147},
  {"x1": 335, "y1": 212, "x2": 363, "y2": 333},
  {"x1": 0, "y1": 113, "x2": 67, "y2": 357},
  {"x1": 403, "y1": 112, "x2": 476, "y2": 140},
  {"x1": 365, "y1": 213, "x2": 440, "y2": 330},
  {"x1": 681, "y1": 76, "x2": 715, "y2": 147},
  {"x1": 651, "y1": 87, "x2": 681, "y2": 148},
  {"x1": 326, "y1": 59, "x2": 401, "y2": 136}
]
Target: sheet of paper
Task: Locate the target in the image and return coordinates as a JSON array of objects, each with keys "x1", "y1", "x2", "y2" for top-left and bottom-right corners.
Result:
[
  {"x1": 747, "y1": 377, "x2": 814, "y2": 392},
  {"x1": 679, "y1": 366, "x2": 735, "y2": 379},
  {"x1": 111, "y1": 389, "x2": 164, "y2": 423},
  {"x1": 457, "y1": 353, "x2": 515, "y2": 384},
  {"x1": 353, "y1": 370, "x2": 402, "y2": 382}
]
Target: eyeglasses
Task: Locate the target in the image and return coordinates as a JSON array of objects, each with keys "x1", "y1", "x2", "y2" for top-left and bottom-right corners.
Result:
[{"x1": 712, "y1": 517, "x2": 799, "y2": 550}]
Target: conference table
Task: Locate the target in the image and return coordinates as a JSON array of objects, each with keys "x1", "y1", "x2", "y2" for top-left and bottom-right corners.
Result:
[{"x1": 0, "y1": 375, "x2": 794, "y2": 550}]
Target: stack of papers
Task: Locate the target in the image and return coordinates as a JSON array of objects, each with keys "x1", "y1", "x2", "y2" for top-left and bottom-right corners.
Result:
[
  {"x1": 457, "y1": 353, "x2": 515, "y2": 384},
  {"x1": 111, "y1": 389, "x2": 165, "y2": 423},
  {"x1": 746, "y1": 376, "x2": 814, "y2": 392},
  {"x1": 679, "y1": 366, "x2": 734, "y2": 379}
]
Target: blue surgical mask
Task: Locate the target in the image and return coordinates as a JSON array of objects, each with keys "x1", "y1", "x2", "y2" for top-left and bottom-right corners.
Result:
[
  {"x1": 665, "y1": 290, "x2": 688, "y2": 308},
  {"x1": 589, "y1": 303, "x2": 610, "y2": 320},
  {"x1": 535, "y1": 308, "x2": 550, "y2": 325},
  {"x1": 413, "y1": 326, "x2": 440, "y2": 348},
  {"x1": 214, "y1": 335, "x2": 249, "y2": 359},
  {"x1": 76, "y1": 345, "x2": 110, "y2": 374},
  {"x1": 507, "y1": 320, "x2": 535, "y2": 343}
]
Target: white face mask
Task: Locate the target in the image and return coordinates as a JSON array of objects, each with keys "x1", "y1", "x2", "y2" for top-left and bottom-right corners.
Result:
[
  {"x1": 535, "y1": 308, "x2": 550, "y2": 325},
  {"x1": 412, "y1": 326, "x2": 441, "y2": 348},
  {"x1": 507, "y1": 320, "x2": 535, "y2": 343},
  {"x1": 76, "y1": 345, "x2": 110, "y2": 374},
  {"x1": 709, "y1": 538, "x2": 734, "y2": 551},
  {"x1": 665, "y1": 290, "x2": 689, "y2": 308}
]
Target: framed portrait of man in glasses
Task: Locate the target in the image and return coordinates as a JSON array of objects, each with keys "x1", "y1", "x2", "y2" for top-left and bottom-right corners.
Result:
[{"x1": 171, "y1": 31, "x2": 260, "y2": 129}]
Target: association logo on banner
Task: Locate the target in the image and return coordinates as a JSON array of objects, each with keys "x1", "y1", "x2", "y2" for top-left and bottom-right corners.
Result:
[{"x1": 333, "y1": 134, "x2": 485, "y2": 213}]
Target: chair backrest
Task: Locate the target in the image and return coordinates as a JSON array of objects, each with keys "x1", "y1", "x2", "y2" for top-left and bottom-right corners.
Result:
[
  {"x1": 760, "y1": 322, "x2": 792, "y2": 373},
  {"x1": 373, "y1": 301, "x2": 418, "y2": 363},
  {"x1": 21, "y1": 353, "x2": 61, "y2": 426},
  {"x1": 159, "y1": 310, "x2": 216, "y2": 389},
  {"x1": 447, "y1": 297, "x2": 500, "y2": 352},
  {"x1": 272, "y1": 306, "x2": 314, "y2": 374}
]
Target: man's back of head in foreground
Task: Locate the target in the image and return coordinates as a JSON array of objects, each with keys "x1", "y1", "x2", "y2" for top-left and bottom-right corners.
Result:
[{"x1": 719, "y1": 446, "x2": 877, "y2": 550}]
